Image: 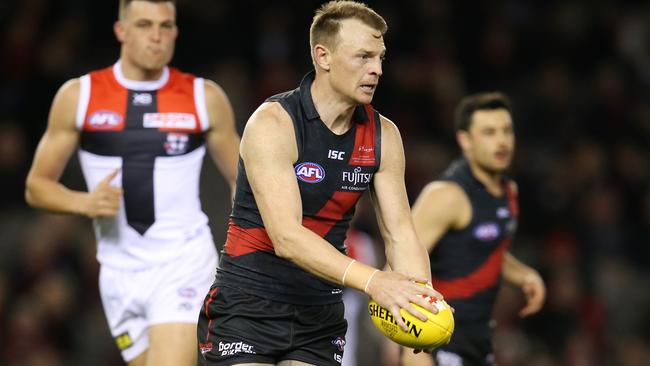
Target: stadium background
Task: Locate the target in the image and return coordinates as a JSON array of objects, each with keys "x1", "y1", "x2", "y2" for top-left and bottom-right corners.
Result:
[{"x1": 1, "y1": 0, "x2": 649, "y2": 365}]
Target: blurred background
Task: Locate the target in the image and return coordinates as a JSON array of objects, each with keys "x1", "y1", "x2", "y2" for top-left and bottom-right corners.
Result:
[{"x1": 1, "y1": 0, "x2": 650, "y2": 365}]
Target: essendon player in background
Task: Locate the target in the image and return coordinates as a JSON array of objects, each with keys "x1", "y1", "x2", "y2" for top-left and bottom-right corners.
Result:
[
  {"x1": 402, "y1": 92, "x2": 546, "y2": 366},
  {"x1": 198, "y1": 1, "x2": 442, "y2": 365},
  {"x1": 25, "y1": 1, "x2": 240, "y2": 365}
]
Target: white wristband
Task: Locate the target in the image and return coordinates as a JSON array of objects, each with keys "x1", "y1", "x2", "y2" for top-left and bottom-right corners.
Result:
[
  {"x1": 364, "y1": 269, "x2": 380, "y2": 293},
  {"x1": 342, "y1": 259, "x2": 356, "y2": 286}
]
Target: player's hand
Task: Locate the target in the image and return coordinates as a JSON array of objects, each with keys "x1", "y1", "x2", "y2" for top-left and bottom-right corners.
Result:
[
  {"x1": 366, "y1": 271, "x2": 443, "y2": 332},
  {"x1": 84, "y1": 169, "x2": 123, "y2": 218},
  {"x1": 519, "y1": 271, "x2": 545, "y2": 317}
]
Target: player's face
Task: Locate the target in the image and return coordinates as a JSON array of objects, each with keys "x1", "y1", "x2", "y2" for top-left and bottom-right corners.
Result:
[
  {"x1": 329, "y1": 19, "x2": 385, "y2": 105},
  {"x1": 462, "y1": 108, "x2": 515, "y2": 173},
  {"x1": 117, "y1": 1, "x2": 177, "y2": 72}
]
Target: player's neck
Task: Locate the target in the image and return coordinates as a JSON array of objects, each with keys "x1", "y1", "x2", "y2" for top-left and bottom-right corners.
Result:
[
  {"x1": 119, "y1": 58, "x2": 165, "y2": 81},
  {"x1": 311, "y1": 77, "x2": 356, "y2": 135},
  {"x1": 467, "y1": 159, "x2": 503, "y2": 196}
]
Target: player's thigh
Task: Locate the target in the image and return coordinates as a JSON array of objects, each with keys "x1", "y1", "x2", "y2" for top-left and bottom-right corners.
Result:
[
  {"x1": 146, "y1": 322, "x2": 198, "y2": 366},
  {"x1": 401, "y1": 349, "x2": 435, "y2": 366}
]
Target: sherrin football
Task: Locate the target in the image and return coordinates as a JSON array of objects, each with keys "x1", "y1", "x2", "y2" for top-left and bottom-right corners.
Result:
[{"x1": 368, "y1": 296, "x2": 454, "y2": 349}]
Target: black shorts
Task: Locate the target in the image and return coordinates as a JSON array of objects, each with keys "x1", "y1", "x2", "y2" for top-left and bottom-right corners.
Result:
[
  {"x1": 197, "y1": 285, "x2": 348, "y2": 366},
  {"x1": 431, "y1": 323, "x2": 494, "y2": 366}
]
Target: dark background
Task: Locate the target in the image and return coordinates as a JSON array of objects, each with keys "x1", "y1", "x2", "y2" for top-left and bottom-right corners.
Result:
[{"x1": 1, "y1": 0, "x2": 649, "y2": 365}]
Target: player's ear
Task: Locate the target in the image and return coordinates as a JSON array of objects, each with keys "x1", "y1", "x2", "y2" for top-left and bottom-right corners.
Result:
[
  {"x1": 114, "y1": 21, "x2": 125, "y2": 43},
  {"x1": 313, "y1": 44, "x2": 331, "y2": 72},
  {"x1": 457, "y1": 130, "x2": 470, "y2": 151}
]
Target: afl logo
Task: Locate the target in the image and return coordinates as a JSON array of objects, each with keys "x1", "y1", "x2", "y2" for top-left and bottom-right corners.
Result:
[
  {"x1": 295, "y1": 162, "x2": 325, "y2": 183},
  {"x1": 474, "y1": 222, "x2": 500, "y2": 242},
  {"x1": 88, "y1": 110, "x2": 123, "y2": 129}
]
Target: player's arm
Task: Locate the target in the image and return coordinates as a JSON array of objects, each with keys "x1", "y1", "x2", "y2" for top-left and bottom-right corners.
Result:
[
  {"x1": 203, "y1": 79, "x2": 240, "y2": 196},
  {"x1": 502, "y1": 251, "x2": 545, "y2": 317},
  {"x1": 364, "y1": 116, "x2": 444, "y2": 316},
  {"x1": 25, "y1": 79, "x2": 122, "y2": 218},
  {"x1": 411, "y1": 180, "x2": 471, "y2": 253}
]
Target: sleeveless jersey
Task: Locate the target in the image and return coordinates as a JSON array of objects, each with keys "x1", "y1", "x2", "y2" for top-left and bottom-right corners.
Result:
[
  {"x1": 76, "y1": 60, "x2": 213, "y2": 269},
  {"x1": 430, "y1": 159, "x2": 518, "y2": 325},
  {"x1": 216, "y1": 71, "x2": 382, "y2": 305}
]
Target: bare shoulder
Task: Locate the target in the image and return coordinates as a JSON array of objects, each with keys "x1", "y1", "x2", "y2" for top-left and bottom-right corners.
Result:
[
  {"x1": 49, "y1": 78, "x2": 82, "y2": 130},
  {"x1": 245, "y1": 101, "x2": 293, "y2": 133},
  {"x1": 414, "y1": 180, "x2": 472, "y2": 229},
  {"x1": 203, "y1": 79, "x2": 229, "y2": 104},
  {"x1": 378, "y1": 114, "x2": 400, "y2": 138},
  {"x1": 241, "y1": 102, "x2": 296, "y2": 160},
  {"x1": 417, "y1": 180, "x2": 467, "y2": 206}
]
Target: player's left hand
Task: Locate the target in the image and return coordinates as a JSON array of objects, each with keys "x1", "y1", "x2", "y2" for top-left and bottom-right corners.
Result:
[{"x1": 519, "y1": 271, "x2": 545, "y2": 317}]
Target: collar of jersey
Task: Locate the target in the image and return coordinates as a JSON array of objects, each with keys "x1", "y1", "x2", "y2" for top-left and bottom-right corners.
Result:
[
  {"x1": 299, "y1": 70, "x2": 370, "y2": 125},
  {"x1": 113, "y1": 59, "x2": 170, "y2": 91}
]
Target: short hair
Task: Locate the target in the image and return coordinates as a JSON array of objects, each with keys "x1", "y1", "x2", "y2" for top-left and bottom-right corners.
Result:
[
  {"x1": 118, "y1": 0, "x2": 176, "y2": 20},
  {"x1": 310, "y1": 1, "x2": 387, "y2": 53},
  {"x1": 454, "y1": 92, "x2": 512, "y2": 132}
]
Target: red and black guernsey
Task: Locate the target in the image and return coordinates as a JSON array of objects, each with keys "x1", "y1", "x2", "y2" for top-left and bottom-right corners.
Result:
[
  {"x1": 430, "y1": 158, "x2": 519, "y2": 326},
  {"x1": 216, "y1": 71, "x2": 381, "y2": 305}
]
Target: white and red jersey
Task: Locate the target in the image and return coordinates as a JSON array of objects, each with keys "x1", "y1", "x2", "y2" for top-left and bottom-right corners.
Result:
[{"x1": 76, "y1": 60, "x2": 213, "y2": 269}]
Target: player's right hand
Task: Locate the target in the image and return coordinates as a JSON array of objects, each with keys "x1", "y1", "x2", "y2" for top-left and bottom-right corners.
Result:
[
  {"x1": 365, "y1": 270, "x2": 443, "y2": 332},
  {"x1": 84, "y1": 169, "x2": 122, "y2": 218}
]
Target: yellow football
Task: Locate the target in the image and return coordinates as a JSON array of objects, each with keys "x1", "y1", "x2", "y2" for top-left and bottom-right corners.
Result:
[{"x1": 368, "y1": 297, "x2": 454, "y2": 349}]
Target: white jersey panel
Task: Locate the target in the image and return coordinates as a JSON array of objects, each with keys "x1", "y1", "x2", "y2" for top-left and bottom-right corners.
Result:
[{"x1": 78, "y1": 146, "x2": 211, "y2": 270}]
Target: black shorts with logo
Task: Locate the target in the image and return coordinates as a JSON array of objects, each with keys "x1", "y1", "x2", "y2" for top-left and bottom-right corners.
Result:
[{"x1": 198, "y1": 285, "x2": 348, "y2": 366}]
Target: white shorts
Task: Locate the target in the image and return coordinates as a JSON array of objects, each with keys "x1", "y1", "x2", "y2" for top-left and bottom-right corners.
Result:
[{"x1": 98, "y1": 235, "x2": 218, "y2": 361}]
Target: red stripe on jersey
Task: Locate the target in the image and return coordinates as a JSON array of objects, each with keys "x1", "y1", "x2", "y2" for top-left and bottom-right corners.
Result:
[
  {"x1": 349, "y1": 105, "x2": 376, "y2": 166},
  {"x1": 84, "y1": 68, "x2": 127, "y2": 131},
  {"x1": 504, "y1": 182, "x2": 519, "y2": 218},
  {"x1": 302, "y1": 191, "x2": 362, "y2": 237},
  {"x1": 224, "y1": 219, "x2": 275, "y2": 257},
  {"x1": 157, "y1": 68, "x2": 202, "y2": 133},
  {"x1": 431, "y1": 238, "x2": 511, "y2": 300}
]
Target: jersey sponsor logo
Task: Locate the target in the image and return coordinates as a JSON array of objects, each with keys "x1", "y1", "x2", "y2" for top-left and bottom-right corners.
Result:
[
  {"x1": 143, "y1": 112, "x2": 197, "y2": 130},
  {"x1": 496, "y1": 207, "x2": 510, "y2": 218},
  {"x1": 295, "y1": 162, "x2": 325, "y2": 183},
  {"x1": 328, "y1": 149, "x2": 346, "y2": 160},
  {"x1": 218, "y1": 341, "x2": 256, "y2": 356},
  {"x1": 88, "y1": 110, "x2": 123, "y2": 129},
  {"x1": 474, "y1": 222, "x2": 500, "y2": 241},
  {"x1": 341, "y1": 166, "x2": 373, "y2": 191},
  {"x1": 132, "y1": 92, "x2": 153, "y2": 106},
  {"x1": 164, "y1": 133, "x2": 189, "y2": 155}
]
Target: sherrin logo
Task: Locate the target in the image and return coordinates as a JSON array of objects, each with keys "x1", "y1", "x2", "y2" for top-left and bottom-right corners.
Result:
[{"x1": 295, "y1": 162, "x2": 325, "y2": 183}]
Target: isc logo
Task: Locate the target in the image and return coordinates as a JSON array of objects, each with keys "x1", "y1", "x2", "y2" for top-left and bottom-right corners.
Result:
[{"x1": 295, "y1": 162, "x2": 325, "y2": 183}]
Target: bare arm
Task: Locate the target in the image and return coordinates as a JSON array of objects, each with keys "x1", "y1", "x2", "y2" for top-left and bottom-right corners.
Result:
[
  {"x1": 25, "y1": 79, "x2": 122, "y2": 217},
  {"x1": 362, "y1": 116, "x2": 445, "y2": 323},
  {"x1": 411, "y1": 181, "x2": 471, "y2": 252},
  {"x1": 203, "y1": 79, "x2": 240, "y2": 196},
  {"x1": 502, "y1": 251, "x2": 546, "y2": 317}
]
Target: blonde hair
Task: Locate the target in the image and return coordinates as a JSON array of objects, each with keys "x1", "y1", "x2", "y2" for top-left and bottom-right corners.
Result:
[
  {"x1": 310, "y1": 1, "x2": 387, "y2": 52},
  {"x1": 118, "y1": 0, "x2": 176, "y2": 20}
]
